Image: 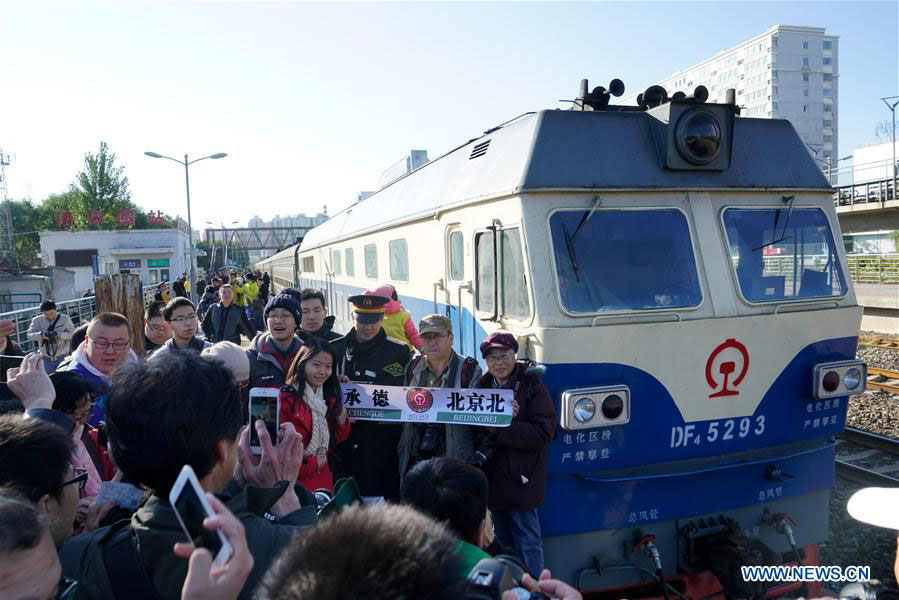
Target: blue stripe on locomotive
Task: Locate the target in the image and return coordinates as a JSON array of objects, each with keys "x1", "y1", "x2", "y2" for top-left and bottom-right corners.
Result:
[{"x1": 302, "y1": 278, "x2": 852, "y2": 536}]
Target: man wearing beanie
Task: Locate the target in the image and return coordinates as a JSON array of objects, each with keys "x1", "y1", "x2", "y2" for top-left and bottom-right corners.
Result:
[{"x1": 246, "y1": 293, "x2": 304, "y2": 394}]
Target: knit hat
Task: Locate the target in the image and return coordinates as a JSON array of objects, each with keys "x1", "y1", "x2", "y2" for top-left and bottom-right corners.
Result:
[
  {"x1": 264, "y1": 293, "x2": 301, "y2": 324},
  {"x1": 202, "y1": 342, "x2": 250, "y2": 383},
  {"x1": 281, "y1": 287, "x2": 303, "y2": 304}
]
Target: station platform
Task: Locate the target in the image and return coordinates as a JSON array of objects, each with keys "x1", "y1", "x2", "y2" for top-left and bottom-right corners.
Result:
[{"x1": 856, "y1": 284, "x2": 899, "y2": 334}]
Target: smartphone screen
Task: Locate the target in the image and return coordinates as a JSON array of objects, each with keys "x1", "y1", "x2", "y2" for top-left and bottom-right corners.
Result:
[
  {"x1": 173, "y1": 480, "x2": 223, "y2": 556},
  {"x1": 248, "y1": 389, "x2": 279, "y2": 450}
]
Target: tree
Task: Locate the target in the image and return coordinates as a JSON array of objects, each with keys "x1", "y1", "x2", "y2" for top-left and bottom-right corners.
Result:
[{"x1": 70, "y1": 141, "x2": 132, "y2": 229}]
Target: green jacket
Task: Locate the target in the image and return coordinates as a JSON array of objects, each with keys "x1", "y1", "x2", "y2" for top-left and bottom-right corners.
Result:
[
  {"x1": 59, "y1": 482, "x2": 316, "y2": 600},
  {"x1": 455, "y1": 539, "x2": 492, "y2": 578}
]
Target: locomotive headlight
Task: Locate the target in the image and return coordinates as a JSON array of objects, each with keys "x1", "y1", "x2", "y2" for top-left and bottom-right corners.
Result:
[
  {"x1": 561, "y1": 386, "x2": 630, "y2": 431},
  {"x1": 822, "y1": 371, "x2": 840, "y2": 393},
  {"x1": 813, "y1": 360, "x2": 866, "y2": 399},
  {"x1": 675, "y1": 109, "x2": 722, "y2": 165},
  {"x1": 573, "y1": 398, "x2": 596, "y2": 423},
  {"x1": 843, "y1": 368, "x2": 862, "y2": 391}
]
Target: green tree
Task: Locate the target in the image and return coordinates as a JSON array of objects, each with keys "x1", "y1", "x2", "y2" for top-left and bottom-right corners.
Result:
[{"x1": 70, "y1": 141, "x2": 131, "y2": 228}]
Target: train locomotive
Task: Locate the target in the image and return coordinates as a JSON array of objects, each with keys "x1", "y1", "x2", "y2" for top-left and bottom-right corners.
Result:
[{"x1": 258, "y1": 78, "x2": 864, "y2": 599}]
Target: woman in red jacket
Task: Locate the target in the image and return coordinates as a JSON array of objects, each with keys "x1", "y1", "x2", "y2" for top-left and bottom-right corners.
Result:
[{"x1": 281, "y1": 338, "x2": 350, "y2": 493}]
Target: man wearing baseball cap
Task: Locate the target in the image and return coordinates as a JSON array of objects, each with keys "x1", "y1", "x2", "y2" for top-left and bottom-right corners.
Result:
[
  {"x1": 333, "y1": 292, "x2": 412, "y2": 499},
  {"x1": 397, "y1": 314, "x2": 482, "y2": 477}
]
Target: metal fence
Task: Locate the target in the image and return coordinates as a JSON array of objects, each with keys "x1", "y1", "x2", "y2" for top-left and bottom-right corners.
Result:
[
  {"x1": 748, "y1": 254, "x2": 899, "y2": 286},
  {"x1": 2, "y1": 286, "x2": 157, "y2": 354},
  {"x1": 846, "y1": 254, "x2": 899, "y2": 285},
  {"x1": 0, "y1": 293, "x2": 44, "y2": 313}
]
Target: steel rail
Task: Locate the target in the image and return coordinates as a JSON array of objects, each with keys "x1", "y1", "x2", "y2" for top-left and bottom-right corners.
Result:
[
  {"x1": 866, "y1": 367, "x2": 899, "y2": 394},
  {"x1": 834, "y1": 460, "x2": 899, "y2": 487},
  {"x1": 835, "y1": 427, "x2": 899, "y2": 487},
  {"x1": 859, "y1": 336, "x2": 899, "y2": 352},
  {"x1": 840, "y1": 427, "x2": 899, "y2": 455}
]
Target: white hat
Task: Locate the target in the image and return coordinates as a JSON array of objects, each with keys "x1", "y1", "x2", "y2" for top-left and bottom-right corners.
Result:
[
  {"x1": 201, "y1": 341, "x2": 250, "y2": 383},
  {"x1": 846, "y1": 487, "x2": 899, "y2": 530}
]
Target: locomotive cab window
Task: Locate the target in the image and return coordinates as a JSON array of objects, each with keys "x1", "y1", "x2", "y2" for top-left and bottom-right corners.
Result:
[
  {"x1": 475, "y1": 227, "x2": 530, "y2": 320},
  {"x1": 723, "y1": 207, "x2": 847, "y2": 303},
  {"x1": 549, "y1": 209, "x2": 702, "y2": 313}
]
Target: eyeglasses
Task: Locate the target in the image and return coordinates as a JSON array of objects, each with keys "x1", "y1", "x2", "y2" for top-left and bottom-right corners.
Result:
[
  {"x1": 55, "y1": 468, "x2": 88, "y2": 492},
  {"x1": 267, "y1": 312, "x2": 295, "y2": 322},
  {"x1": 422, "y1": 333, "x2": 449, "y2": 341},
  {"x1": 169, "y1": 314, "x2": 197, "y2": 323},
  {"x1": 89, "y1": 338, "x2": 129, "y2": 351},
  {"x1": 147, "y1": 324, "x2": 166, "y2": 332},
  {"x1": 56, "y1": 576, "x2": 79, "y2": 600}
]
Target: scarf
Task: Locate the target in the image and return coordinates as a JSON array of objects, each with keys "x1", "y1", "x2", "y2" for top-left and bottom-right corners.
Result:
[
  {"x1": 71, "y1": 424, "x2": 101, "y2": 498},
  {"x1": 302, "y1": 382, "x2": 329, "y2": 470}
]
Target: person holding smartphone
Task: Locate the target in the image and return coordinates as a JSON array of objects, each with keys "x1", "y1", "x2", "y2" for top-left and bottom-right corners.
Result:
[
  {"x1": 58, "y1": 352, "x2": 315, "y2": 600},
  {"x1": 280, "y1": 339, "x2": 350, "y2": 492}
]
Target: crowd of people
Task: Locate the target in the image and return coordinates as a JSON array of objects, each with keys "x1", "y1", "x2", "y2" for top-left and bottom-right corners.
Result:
[{"x1": 0, "y1": 277, "x2": 577, "y2": 600}]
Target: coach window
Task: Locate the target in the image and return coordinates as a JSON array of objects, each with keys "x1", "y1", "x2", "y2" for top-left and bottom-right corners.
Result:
[
  {"x1": 302, "y1": 256, "x2": 315, "y2": 273},
  {"x1": 475, "y1": 228, "x2": 530, "y2": 320},
  {"x1": 332, "y1": 249, "x2": 342, "y2": 275},
  {"x1": 364, "y1": 244, "x2": 378, "y2": 279},
  {"x1": 389, "y1": 239, "x2": 409, "y2": 282},
  {"x1": 723, "y1": 207, "x2": 847, "y2": 303},
  {"x1": 549, "y1": 209, "x2": 701, "y2": 313},
  {"x1": 345, "y1": 248, "x2": 355, "y2": 277},
  {"x1": 449, "y1": 230, "x2": 464, "y2": 281}
]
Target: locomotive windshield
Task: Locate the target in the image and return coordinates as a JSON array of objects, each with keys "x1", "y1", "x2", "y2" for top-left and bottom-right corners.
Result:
[
  {"x1": 723, "y1": 207, "x2": 847, "y2": 303},
  {"x1": 550, "y1": 209, "x2": 702, "y2": 313}
]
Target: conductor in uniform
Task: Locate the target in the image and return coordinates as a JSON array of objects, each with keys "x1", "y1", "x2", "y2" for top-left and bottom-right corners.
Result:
[{"x1": 334, "y1": 293, "x2": 412, "y2": 499}]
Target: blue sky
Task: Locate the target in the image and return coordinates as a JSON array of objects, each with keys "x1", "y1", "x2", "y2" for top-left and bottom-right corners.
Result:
[{"x1": 1, "y1": 1, "x2": 896, "y2": 229}]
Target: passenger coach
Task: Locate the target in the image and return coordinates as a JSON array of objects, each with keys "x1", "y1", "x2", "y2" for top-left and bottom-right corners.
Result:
[{"x1": 258, "y1": 80, "x2": 863, "y2": 599}]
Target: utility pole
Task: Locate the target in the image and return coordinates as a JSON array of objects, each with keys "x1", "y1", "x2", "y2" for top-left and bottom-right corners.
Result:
[
  {"x1": 0, "y1": 149, "x2": 17, "y2": 271},
  {"x1": 883, "y1": 96, "x2": 899, "y2": 200}
]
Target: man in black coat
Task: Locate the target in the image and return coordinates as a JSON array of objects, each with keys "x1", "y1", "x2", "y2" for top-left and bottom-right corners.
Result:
[{"x1": 333, "y1": 293, "x2": 411, "y2": 500}]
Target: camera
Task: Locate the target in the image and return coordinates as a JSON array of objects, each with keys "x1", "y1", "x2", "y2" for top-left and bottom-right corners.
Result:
[
  {"x1": 465, "y1": 555, "x2": 547, "y2": 600},
  {"x1": 468, "y1": 430, "x2": 497, "y2": 468},
  {"x1": 418, "y1": 424, "x2": 442, "y2": 458}
]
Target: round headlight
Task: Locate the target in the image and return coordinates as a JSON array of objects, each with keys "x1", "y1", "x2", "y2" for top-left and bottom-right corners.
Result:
[
  {"x1": 843, "y1": 368, "x2": 862, "y2": 391},
  {"x1": 822, "y1": 370, "x2": 841, "y2": 393},
  {"x1": 601, "y1": 394, "x2": 624, "y2": 420},
  {"x1": 573, "y1": 397, "x2": 596, "y2": 423},
  {"x1": 675, "y1": 110, "x2": 722, "y2": 165}
]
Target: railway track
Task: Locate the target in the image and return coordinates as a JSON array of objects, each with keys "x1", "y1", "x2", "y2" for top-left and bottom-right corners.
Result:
[
  {"x1": 859, "y1": 336, "x2": 899, "y2": 352},
  {"x1": 866, "y1": 367, "x2": 899, "y2": 394},
  {"x1": 835, "y1": 427, "x2": 899, "y2": 487}
]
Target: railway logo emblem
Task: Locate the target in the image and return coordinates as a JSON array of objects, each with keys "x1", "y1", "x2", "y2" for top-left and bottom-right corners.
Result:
[
  {"x1": 705, "y1": 338, "x2": 750, "y2": 398},
  {"x1": 406, "y1": 387, "x2": 434, "y2": 413}
]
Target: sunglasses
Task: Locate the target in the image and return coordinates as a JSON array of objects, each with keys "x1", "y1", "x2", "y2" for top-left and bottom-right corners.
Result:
[{"x1": 55, "y1": 468, "x2": 88, "y2": 492}]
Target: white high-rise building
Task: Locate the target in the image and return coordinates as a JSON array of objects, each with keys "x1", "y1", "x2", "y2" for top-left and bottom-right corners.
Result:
[{"x1": 621, "y1": 25, "x2": 838, "y2": 169}]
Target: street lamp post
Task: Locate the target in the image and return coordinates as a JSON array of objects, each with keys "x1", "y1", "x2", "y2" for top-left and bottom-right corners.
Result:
[
  {"x1": 145, "y1": 151, "x2": 227, "y2": 304},
  {"x1": 882, "y1": 96, "x2": 899, "y2": 200}
]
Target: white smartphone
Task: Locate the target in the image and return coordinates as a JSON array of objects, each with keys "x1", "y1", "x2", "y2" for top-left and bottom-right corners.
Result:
[
  {"x1": 168, "y1": 465, "x2": 233, "y2": 569},
  {"x1": 248, "y1": 387, "x2": 281, "y2": 455}
]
